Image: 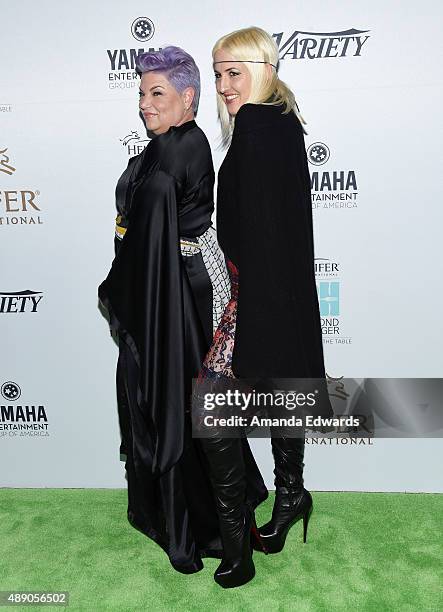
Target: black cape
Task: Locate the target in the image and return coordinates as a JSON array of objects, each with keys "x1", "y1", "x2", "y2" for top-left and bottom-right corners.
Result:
[
  {"x1": 98, "y1": 120, "x2": 267, "y2": 572},
  {"x1": 217, "y1": 104, "x2": 333, "y2": 416},
  {"x1": 99, "y1": 121, "x2": 215, "y2": 477}
]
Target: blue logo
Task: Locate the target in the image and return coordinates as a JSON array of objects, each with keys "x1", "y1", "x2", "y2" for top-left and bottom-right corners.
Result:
[{"x1": 318, "y1": 282, "x2": 340, "y2": 316}]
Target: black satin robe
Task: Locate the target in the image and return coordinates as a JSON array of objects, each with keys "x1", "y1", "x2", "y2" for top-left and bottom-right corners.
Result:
[
  {"x1": 217, "y1": 104, "x2": 333, "y2": 415},
  {"x1": 98, "y1": 120, "x2": 267, "y2": 573}
]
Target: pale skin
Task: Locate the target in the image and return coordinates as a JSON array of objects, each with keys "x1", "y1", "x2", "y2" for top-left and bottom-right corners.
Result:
[
  {"x1": 213, "y1": 48, "x2": 272, "y2": 116},
  {"x1": 139, "y1": 72, "x2": 195, "y2": 135}
]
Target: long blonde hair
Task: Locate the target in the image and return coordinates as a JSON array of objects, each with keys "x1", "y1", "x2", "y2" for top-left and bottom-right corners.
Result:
[{"x1": 213, "y1": 26, "x2": 306, "y2": 146}]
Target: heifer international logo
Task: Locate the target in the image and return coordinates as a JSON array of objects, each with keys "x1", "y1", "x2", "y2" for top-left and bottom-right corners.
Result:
[
  {"x1": 0, "y1": 189, "x2": 42, "y2": 225},
  {"x1": 0, "y1": 290, "x2": 43, "y2": 313},
  {"x1": 0, "y1": 146, "x2": 43, "y2": 226},
  {"x1": 315, "y1": 257, "x2": 340, "y2": 279},
  {"x1": 272, "y1": 28, "x2": 370, "y2": 60},
  {"x1": 120, "y1": 130, "x2": 150, "y2": 156},
  {"x1": 0, "y1": 381, "x2": 49, "y2": 437},
  {"x1": 0, "y1": 148, "x2": 16, "y2": 175}
]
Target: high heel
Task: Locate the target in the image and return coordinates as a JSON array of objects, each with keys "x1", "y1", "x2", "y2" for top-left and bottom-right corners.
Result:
[
  {"x1": 250, "y1": 516, "x2": 268, "y2": 554},
  {"x1": 214, "y1": 505, "x2": 256, "y2": 589},
  {"x1": 252, "y1": 436, "x2": 312, "y2": 554},
  {"x1": 303, "y1": 503, "x2": 312, "y2": 543},
  {"x1": 256, "y1": 488, "x2": 313, "y2": 554}
]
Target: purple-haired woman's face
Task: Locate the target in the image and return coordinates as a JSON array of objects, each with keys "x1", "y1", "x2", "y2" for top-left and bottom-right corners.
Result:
[{"x1": 139, "y1": 72, "x2": 193, "y2": 135}]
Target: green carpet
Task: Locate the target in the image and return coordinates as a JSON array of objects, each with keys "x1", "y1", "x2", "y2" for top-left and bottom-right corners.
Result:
[{"x1": 0, "y1": 490, "x2": 441, "y2": 611}]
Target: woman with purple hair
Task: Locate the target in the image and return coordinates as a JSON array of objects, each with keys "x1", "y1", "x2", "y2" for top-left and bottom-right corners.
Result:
[{"x1": 98, "y1": 46, "x2": 267, "y2": 574}]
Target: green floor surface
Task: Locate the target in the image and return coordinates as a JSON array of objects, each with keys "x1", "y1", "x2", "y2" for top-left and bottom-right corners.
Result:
[{"x1": 0, "y1": 490, "x2": 441, "y2": 612}]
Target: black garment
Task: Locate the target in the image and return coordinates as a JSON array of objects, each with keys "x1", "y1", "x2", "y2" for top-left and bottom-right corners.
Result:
[
  {"x1": 217, "y1": 103, "x2": 333, "y2": 403},
  {"x1": 98, "y1": 120, "x2": 267, "y2": 573}
]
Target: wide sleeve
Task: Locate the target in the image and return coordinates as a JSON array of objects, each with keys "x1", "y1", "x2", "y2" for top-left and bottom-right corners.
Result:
[
  {"x1": 98, "y1": 170, "x2": 186, "y2": 477},
  {"x1": 231, "y1": 120, "x2": 328, "y2": 382}
]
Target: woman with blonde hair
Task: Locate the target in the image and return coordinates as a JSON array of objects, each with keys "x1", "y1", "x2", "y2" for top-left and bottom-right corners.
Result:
[{"x1": 195, "y1": 27, "x2": 333, "y2": 588}]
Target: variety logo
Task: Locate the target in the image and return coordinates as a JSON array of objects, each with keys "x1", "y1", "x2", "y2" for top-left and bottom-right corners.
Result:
[
  {"x1": 273, "y1": 28, "x2": 370, "y2": 60},
  {"x1": 0, "y1": 290, "x2": 43, "y2": 313},
  {"x1": 315, "y1": 258, "x2": 351, "y2": 345},
  {"x1": 106, "y1": 17, "x2": 160, "y2": 90},
  {"x1": 0, "y1": 381, "x2": 49, "y2": 437},
  {"x1": 308, "y1": 141, "x2": 358, "y2": 210},
  {"x1": 120, "y1": 130, "x2": 150, "y2": 156},
  {"x1": 0, "y1": 147, "x2": 43, "y2": 227}
]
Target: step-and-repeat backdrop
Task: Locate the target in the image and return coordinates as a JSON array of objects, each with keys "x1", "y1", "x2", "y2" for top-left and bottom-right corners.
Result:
[{"x1": 1, "y1": 1, "x2": 442, "y2": 491}]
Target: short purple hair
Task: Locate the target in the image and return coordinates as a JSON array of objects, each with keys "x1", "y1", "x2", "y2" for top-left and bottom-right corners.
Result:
[{"x1": 137, "y1": 46, "x2": 201, "y2": 114}]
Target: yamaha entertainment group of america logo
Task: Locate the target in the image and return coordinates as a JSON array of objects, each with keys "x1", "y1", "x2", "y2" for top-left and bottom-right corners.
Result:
[
  {"x1": 0, "y1": 147, "x2": 43, "y2": 227},
  {"x1": 308, "y1": 142, "x2": 358, "y2": 210},
  {"x1": 315, "y1": 258, "x2": 351, "y2": 345},
  {"x1": 107, "y1": 17, "x2": 158, "y2": 90},
  {"x1": 0, "y1": 382, "x2": 49, "y2": 437}
]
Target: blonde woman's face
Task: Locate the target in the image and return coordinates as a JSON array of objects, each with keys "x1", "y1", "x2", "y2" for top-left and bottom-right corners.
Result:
[{"x1": 213, "y1": 49, "x2": 251, "y2": 116}]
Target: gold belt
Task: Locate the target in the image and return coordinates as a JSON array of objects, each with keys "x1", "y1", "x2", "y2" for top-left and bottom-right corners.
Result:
[
  {"x1": 115, "y1": 215, "x2": 126, "y2": 239},
  {"x1": 115, "y1": 216, "x2": 200, "y2": 253}
]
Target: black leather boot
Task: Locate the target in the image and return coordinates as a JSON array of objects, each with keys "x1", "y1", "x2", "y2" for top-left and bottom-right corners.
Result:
[
  {"x1": 199, "y1": 435, "x2": 257, "y2": 588},
  {"x1": 255, "y1": 436, "x2": 313, "y2": 554}
]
